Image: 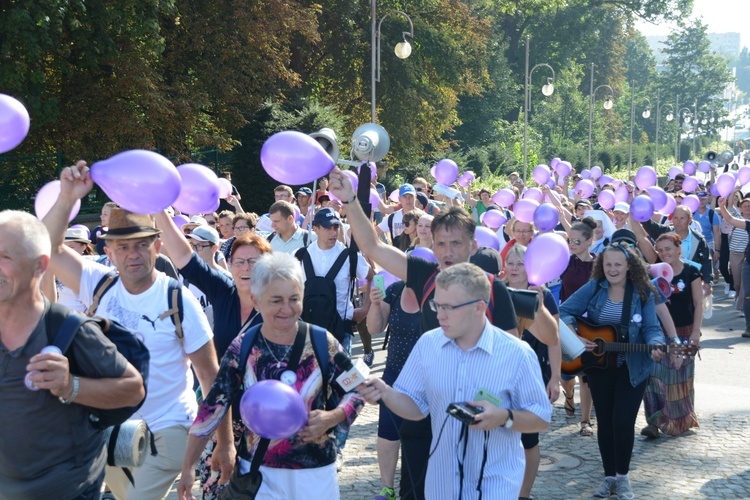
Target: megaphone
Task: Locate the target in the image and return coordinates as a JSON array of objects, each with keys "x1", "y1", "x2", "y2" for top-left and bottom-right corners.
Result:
[
  {"x1": 351, "y1": 123, "x2": 390, "y2": 163},
  {"x1": 705, "y1": 151, "x2": 717, "y2": 162},
  {"x1": 309, "y1": 128, "x2": 340, "y2": 164},
  {"x1": 719, "y1": 150, "x2": 735, "y2": 165}
]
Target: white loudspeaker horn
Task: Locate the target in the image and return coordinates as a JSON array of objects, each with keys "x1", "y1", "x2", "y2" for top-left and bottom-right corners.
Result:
[
  {"x1": 309, "y1": 128, "x2": 340, "y2": 164},
  {"x1": 704, "y1": 151, "x2": 717, "y2": 162},
  {"x1": 351, "y1": 123, "x2": 390, "y2": 163},
  {"x1": 718, "y1": 150, "x2": 735, "y2": 165}
]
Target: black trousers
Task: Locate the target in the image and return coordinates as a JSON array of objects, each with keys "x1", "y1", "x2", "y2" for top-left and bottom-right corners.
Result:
[
  {"x1": 720, "y1": 233, "x2": 733, "y2": 290},
  {"x1": 587, "y1": 363, "x2": 648, "y2": 477},
  {"x1": 399, "y1": 416, "x2": 431, "y2": 500}
]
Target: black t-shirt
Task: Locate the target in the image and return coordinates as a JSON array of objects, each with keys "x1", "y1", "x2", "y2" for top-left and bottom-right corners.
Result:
[
  {"x1": 665, "y1": 264, "x2": 702, "y2": 327},
  {"x1": 405, "y1": 255, "x2": 518, "y2": 333},
  {"x1": 744, "y1": 220, "x2": 750, "y2": 261},
  {"x1": 521, "y1": 290, "x2": 559, "y2": 384}
]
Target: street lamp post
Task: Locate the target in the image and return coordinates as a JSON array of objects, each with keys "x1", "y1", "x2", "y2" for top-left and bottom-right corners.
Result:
[
  {"x1": 628, "y1": 87, "x2": 651, "y2": 177},
  {"x1": 656, "y1": 98, "x2": 674, "y2": 166},
  {"x1": 523, "y1": 35, "x2": 555, "y2": 183},
  {"x1": 587, "y1": 63, "x2": 614, "y2": 168},
  {"x1": 371, "y1": 1, "x2": 414, "y2": 123},
  {"x1": 675, "y1": 97, "x2": 692, "y2": 161},
  {"x1": 692, "y1": 101, "x2": 698, "y2": 160}
]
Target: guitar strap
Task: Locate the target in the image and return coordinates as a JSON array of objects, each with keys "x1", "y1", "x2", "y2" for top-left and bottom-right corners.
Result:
[{"x1": 620, "y1": 281, "x2": 634, "y2": 341}]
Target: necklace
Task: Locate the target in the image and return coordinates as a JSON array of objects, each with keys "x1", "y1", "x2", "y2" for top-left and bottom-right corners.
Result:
[{"x1": 261, "y1": 334, "x2": 293, "y2": 368}]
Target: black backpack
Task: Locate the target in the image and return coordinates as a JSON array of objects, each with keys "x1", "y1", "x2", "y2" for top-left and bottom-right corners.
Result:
[
  {"x1": 295, "y1": 247, "x2": 356, "y2": 342},
  {"x1": 44, "y1": 302, "x2": 150, "y2": 429}
]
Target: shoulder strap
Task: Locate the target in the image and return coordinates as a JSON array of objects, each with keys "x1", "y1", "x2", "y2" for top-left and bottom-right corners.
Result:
[
  {"x1": 302, "y1": 230, "x2": 309, "y2": 248},
  {"x1": 46, "y1": 303, "x2": 89, "y2": 356},
  {"x1": 419, "y1": 268, "x2": 440, "y2": 311},
  {"x1": 238, "y1": 323, "x2": 263, "y2": 373},
  {"x1": 309, "y1": 324, "x2": 334, "y2": 411},
  {"x1": 266, "y1": 232, "x2": 276, "y2": 242},
  {"x1": 325, "y1": 248, "x2": 350, "y2": 280},
  {"x1": 709, "y1": 208, "x2": 715, "y2": 225},
  {"x1": 158, "y1": 278, "x2": 184, "y2": 344},
  {"x1": 86, "y1": 272, "x2": 119, "y2": 317},
  {"x1": 485, "y1": 273, "x2": 496, "y2": 325},
  {"x1": 621, "y1": 281, "x2": 634, "y2": 331},
  {"x1": 299, "y1": 248, "x2": 317, "y2": 278},
  {"x1": 388, "y1": 214, "x2": 394, "y2": 240}
]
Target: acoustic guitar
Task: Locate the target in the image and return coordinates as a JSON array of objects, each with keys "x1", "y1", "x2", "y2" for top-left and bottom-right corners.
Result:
[{"x1": 561, "y1": 318, "x2": 699, "y2": 375}]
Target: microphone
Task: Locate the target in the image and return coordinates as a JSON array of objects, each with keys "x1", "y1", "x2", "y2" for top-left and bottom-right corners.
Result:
[{"x1": 333, "y1": 351, "x2": 371, "y2": 392}]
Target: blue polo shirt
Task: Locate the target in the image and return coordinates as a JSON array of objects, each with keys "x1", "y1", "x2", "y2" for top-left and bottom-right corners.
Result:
[{"x1": 692, "y1": 207, "x2": 718, "y2": 243}]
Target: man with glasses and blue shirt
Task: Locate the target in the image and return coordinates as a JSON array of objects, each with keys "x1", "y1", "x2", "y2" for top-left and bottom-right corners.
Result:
[{"x1": 358, "y1": 263, "x2": 551, "y2": 499}]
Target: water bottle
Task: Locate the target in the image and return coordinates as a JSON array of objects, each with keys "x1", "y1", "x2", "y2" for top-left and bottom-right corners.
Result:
[{"x1": 703, "y1": 293, "x2": 713, "y2": 319}]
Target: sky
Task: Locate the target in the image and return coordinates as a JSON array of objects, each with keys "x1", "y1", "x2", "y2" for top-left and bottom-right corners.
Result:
[{"x1": 634, "y1": 0, "x2": 750, "y2": 48}]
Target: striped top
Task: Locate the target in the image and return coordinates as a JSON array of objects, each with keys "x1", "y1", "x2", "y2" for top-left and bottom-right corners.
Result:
[
  {"x1": 599, "y1": 299, "x2": 624, "y2": 326},
  {"x1": 394, "y1": 320, "x2": 552, "y2": 499}
]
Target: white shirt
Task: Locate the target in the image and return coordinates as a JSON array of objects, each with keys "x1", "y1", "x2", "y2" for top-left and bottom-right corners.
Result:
[
  {"x1": 301, "y1": 240, "x2": 370, "y2": 320},
  {"x1": 378, "y1": 210, "x2": 405, "y2": 239},
  {"x1": 79, "y1": 259, "x2": 213, "y2": 431},
  {"x1": 270, "y1": 227, "x2": 317, "y2": 254},
  {"x1": 395, "y1": 320, "x2": 552, "y2": 499}
]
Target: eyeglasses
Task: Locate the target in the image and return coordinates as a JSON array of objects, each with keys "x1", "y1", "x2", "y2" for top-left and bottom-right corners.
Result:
[
  {"x1": 207, "y1": 221, "x2": 217, "y2": 226},
  {"x1": 569, "y1": 239, "x2": 584, "y2": 245},
  {"x1": 231, "y1": 258, "x2": 257, "y2": 268},
  {"x1": 428, "y1": 298, "x2": 485, "y2": 313},
  {"x1": 403, "y1": 221, "x2": 414, "y2": 227},
  {"x1": 234, "y1": 225, "x2": 250, "y2": 232},
  {"x1": 275, "y1": 193, "x2": 291, "y2": 199},
  {"x1": 190, "y1": 242, "x2": 212, "y2": 251},
  {"x1": 514, "y1": 229, "x2": 533, "y2": 234}
]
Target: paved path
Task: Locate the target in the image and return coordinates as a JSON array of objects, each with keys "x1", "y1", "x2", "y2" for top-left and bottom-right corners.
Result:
[{"x1": 170, "y1": 281, "x2": 750, "y2": 499}]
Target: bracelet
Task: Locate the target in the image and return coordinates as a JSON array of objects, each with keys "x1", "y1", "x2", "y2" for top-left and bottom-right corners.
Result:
[
  {"x1": 59, "y1": 375, "x2": 80, "y2": 405},
  {"x1": 342, "y1": 195, "x2": 357, "y2": 205}
]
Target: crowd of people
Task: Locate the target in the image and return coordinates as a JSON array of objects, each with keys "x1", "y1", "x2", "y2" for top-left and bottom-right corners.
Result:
[{"x1": 3, "y1": 156, "x2": 745, "y2": 500}]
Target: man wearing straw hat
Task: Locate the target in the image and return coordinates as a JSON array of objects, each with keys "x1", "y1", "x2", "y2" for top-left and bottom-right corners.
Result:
[
  {"x1": 42, "y1": 163, "x2": 235, "y2": 499},
  {"x1": 0, "y1": 210, "x2": 144, "y2": 498}
]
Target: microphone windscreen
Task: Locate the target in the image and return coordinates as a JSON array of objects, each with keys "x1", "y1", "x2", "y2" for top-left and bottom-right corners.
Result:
[{"x1": 333, "y1": 351, "x2": 354, "y2": 371}]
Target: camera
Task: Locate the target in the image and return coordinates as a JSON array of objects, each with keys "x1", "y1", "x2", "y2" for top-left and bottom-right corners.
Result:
[
  {"x1": 507, "y1": 287, "x2": 539, "y2": 320},
  {"x1": 447, "y1": 402, "x2": 484, "y2": 425}
]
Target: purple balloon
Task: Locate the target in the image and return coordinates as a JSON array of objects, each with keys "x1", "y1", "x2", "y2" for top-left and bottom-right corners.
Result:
[
  {"x1": 172, "y1": 214, "x2": 190, "y2": 228},
  {"x1": 173, "y1": 163, "x2": 221, "y2": 215},
  {"x1": 358, "y1": 162, "x2": 378, "y2": 182},
  {"x1": 630, "y1": 195, "x2": 654, "y2": 223},
  {"x1": 240, "y1": 380, "x2": 308, "y2": 439},
  {"x1": 90, "y1": 150, "x2": 181, "y2": 214},
  {"x1": 532, "y1": 164, "x2": 551, "y2": 185},
  {"x1": 598, "y1": 190, "x2": 616, "y2": 210},
  {"x1": 480, "y1": 210, "x2": 507, "y2": 229},
  {"x1": 681, "y1": 194, "x2": 699, "y2": 213},
  {"x1": 668, "y1": 166, "x2": 683, "y2": 179},
  {"x1": 457, "y1": 173, "x2": 470, "y2": 187},
  {"x1": 635, "y1": 166, "x2": 657, "y2": 190},
  {"x1": 544, "y1": 189, "x2": 561, "y2": 204},
  {"x1": 293, "y1": 204, "x2": 301, "y2": 221},
  {"x1": 575, "y1": 179, "x2": 596, "y2": 198},
  {"x1": 34, "y1": 180, "x2": 81, "y2": 222},
  {"x1": 598, "y1": 175, "x2": 614, "y2": 187},
  {"x1": 513, "y1": 199, "x2": 539, "y2": 223},
  {"x1": 646, "y1": 186, "x2": 668, "y2": 211},
  {"x1": 709, "y1": 183, "x2": 720, "y2": 197},
  {"x1": 430, "y1": 165, "x2": 437, "y2": 179},
  {"x1": 375, "y1": 270, "x2": 399, "y2": 289},
  {"x1": 475, "y1": 226, "x2": 500, "y2": 250},
  {"x1": 70, "y1": 223, "x2": 91, "y2": 239},
  {"x1": 661, "y1": 194, "x2": 677, "y2": 215},
  {"x1": 716, "y1": 173, "x2": 736, "y2": 198},
  {"x1": 533, "y1": 203, "x2": 559, "y2": 233},
  {"x1": 434, "y1": 159, "x2": 459, "y2": 185},
  {"x1": 614, "y1": 185, "x2": 630, "y2": 203},
  {"x1": 523, "y1": 187, "x2": 544, "y2": 203},
  {"x1": 492, "y1": 189, "x2": 515, "y2": 207},
  {"x1": 260, "y1": 131, "x2": 334, "y2": 185},
  {"x1": 580, "y1": 169, "x2": 591, "y2": 179},
  {"x1": 525, "y1": 233, "x2": 569, "y2": 285},
  {"x1": 217, "y1": 178, "x2": 233, "y2": 199},
  {"x1": 738, "y1": 166, "x2": 750, "y2": 186},
  {"x1": 410, "y1": 246, "x2": 438, "y2": 263},
  {"x1": 0, "y1": 94, "x2": 31, "y2": 154},
  {"x1": 343, "y1": 170, "x2": 359, "y2": 191},
  {"x1": 546, "y1": 178, "x2": 557, "y2": 189},
  {"x1": 369, "y1": 188, "x2": 381, "y2": 207},
  {"x1": 550, "y1": 157, "x2": 561, "y2": 170},
  {"x1": 555, "y1": 161, "x2": 572, "y2": 177},
  {"x1": 683, "y1": 160, "x2": 696, "y2": 175},
  {"x1": 463, "y1": 171, "x2": 476, "y2": 183},
  {"x1": 681, "y1": 176, "x2": 699, "y2": 193},
  {"x1": 590, "y1": 166, "x2": 602, "y2": 180},
  {"x1": 698, "y1": 161, "x2": 712, "y2": 173}
]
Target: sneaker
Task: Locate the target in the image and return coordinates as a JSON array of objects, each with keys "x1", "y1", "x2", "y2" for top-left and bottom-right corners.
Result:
[
  {"x1": 729, "y1": 291, "x2": 737, "y2": 299},
  {"x1": 614, "y1": 476, "x2": 635, "y2": 499},
  {"x1": 742, "y1": 328, "x2": 750, "y2": 338},
  {"x1": 725, "y1": 283, "x2": 731, "y2": 295},
  {"x1": 640, "y1": 424, "x2": 660, "y2": 439},
  {"x1": 740, "y1": 311, "x2": 746, "y2": 318},
  {"x1": 593, "y1": 477, "x2": 616, "y2": 497},
  {"x1": 336, "y1": 449, "x2": 344, "y2": 472},
  {"x1": 373, "y1": 486, "x2": 396, "y2": 500},
  {"x1": 363, "y1": 350, "x2": 375, "y2": 367}
]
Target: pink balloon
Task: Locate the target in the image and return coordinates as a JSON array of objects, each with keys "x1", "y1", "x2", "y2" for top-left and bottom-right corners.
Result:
[
  {"x1": 343, "y1": 170, "x2": 359, "y2": 191},
  {"x1": 523, "y1": 187, "x2": 543, "y2": 203},
  {"x1": 375, "y1": 269, "x2": 399, "y2": 289},
  {"x1": 661, "y1": 194, "x2": 676, "y2": 215},
  {"x1": 90, "y1": 150, "x2": 181, "y2": 214},
  {"x1": 635, "y1": 166, "x2": 657, "y2": 190},
  {"x1": 533, "y1": 203, "x2": 559, "y2": 233},
  {"x1": 217, "y1": 178, "x2": 233, "y2": 199},
  {"x1": 475, "y1": 226, "x2": 500, "y2": 250},
  {"x1": 683, "y1": 160, "x2": 696, "y2": 175},
  {"x1": 389, "y1": 189, "x2": 399, "y2": 203},
  {"x1": 668, "y1": 166, "x2": 682, "y2": 179},
  {"x1": 738, "y1": 166, "x2": 750, "y2": 186},
  {"x1": 614, "y1": 185, "x2": 630, "y2": 203},
  {"x1": 513, "y1": 199, "x2": 539, "y2": 223},
  {"x1": 480, "y1": 210, "x2": 507, "y2": 229},
  {"x1": 680, "y1": 194, "x2": 699, "y2": 213},
  {"x1": 698, "y1": 161, "x2": 712, "y2": 173},
  {"x1": 598, "y1": 190, "x2": 616, "y2": 210},
  {"x1": 172, "y1": 214, "x2": 190, "y2": 228},
  {"x1": 575, "y1": 179, "x2": 595, "y2": 198},
  {"x1": 649, "y1": 262, "x2": 674, "y2": 282},
  {"x1": 580, "y1": 169, "x2": 591, "y2": 179},
  {"x1": 358, "y1": 162, "x2": 378, "y2": 182},
  {"x1": 173, "y1": 163, "x2": 221, "y2": 214},
  {"x1": 646, "y1": 186, "x2": 668, "y2": 211},
  {"x1": 434, "y1": 159, "x2": 459, "y2": 185},
  {"x1": 630, "y1": 195, "x2": 654, "y2": 223},
  {"x1": 715, "y1": 173, "x2": 736, "y2": 198},
  {"x1": 240, "y1": 380, "x2": 308, "y2": 439},
  {"x1": 410, "y1": 246, "x2": 438, "y2": 263},
  {"x1": 492, "y1": 189, "x2": 516, "y2": 207},
  {"x1": 34, "y1": 180, "x2": 81, "y2": 222},
  {"x1": 525, "y1": 233, "x2": 569, "y2": 285},
  {"x1": 681, "y1": 176, "x2": 699, "y2": 193},
  {"x1": 598, "y1": 175, "x2": 613, "y2": 187},
  {"x1": 532, "y1": 165, "x2": 551, "y2": 185},
  {"x1": 0, "y1": 94, "x2": 31, "y2": 154},
  {"x1": 261, "y1": 131, "x2": 334, "y2": 185},
  {"x1": 590, "y1": 166, "x2": 602, "y2": 180}
]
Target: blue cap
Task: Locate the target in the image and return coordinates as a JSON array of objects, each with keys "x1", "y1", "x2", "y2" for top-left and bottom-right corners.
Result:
[
  {"x1": 399, "y1": 183, "x2": 416, "y2": 196},
  {"x1": 313, "y1": 207, "x2": 342, "y2": 228},
  {"x1": 296, "y1": 187, "x2": 313, "y2": 196}
]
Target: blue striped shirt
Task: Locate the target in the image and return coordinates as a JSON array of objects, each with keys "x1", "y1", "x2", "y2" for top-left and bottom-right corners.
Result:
[{"x1": 394, "y1": 320, "x2": 553, "y2": 499}]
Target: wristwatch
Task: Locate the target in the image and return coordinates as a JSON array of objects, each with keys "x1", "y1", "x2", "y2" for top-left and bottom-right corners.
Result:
[
  {"x1": 502, "y1": 409, "x2": 514, "y2": 429},
  {"x1": 342, "y1": 195, "x2": 357, "y2": 204},
  {"x1": 59, "y1": 375, "x2": 80, "y2": 405}
]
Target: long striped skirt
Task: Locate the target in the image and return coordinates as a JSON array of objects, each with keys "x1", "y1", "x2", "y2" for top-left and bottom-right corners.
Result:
[{"x1": 643, "y1": 325, "x2": 699, "y2": 435}]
